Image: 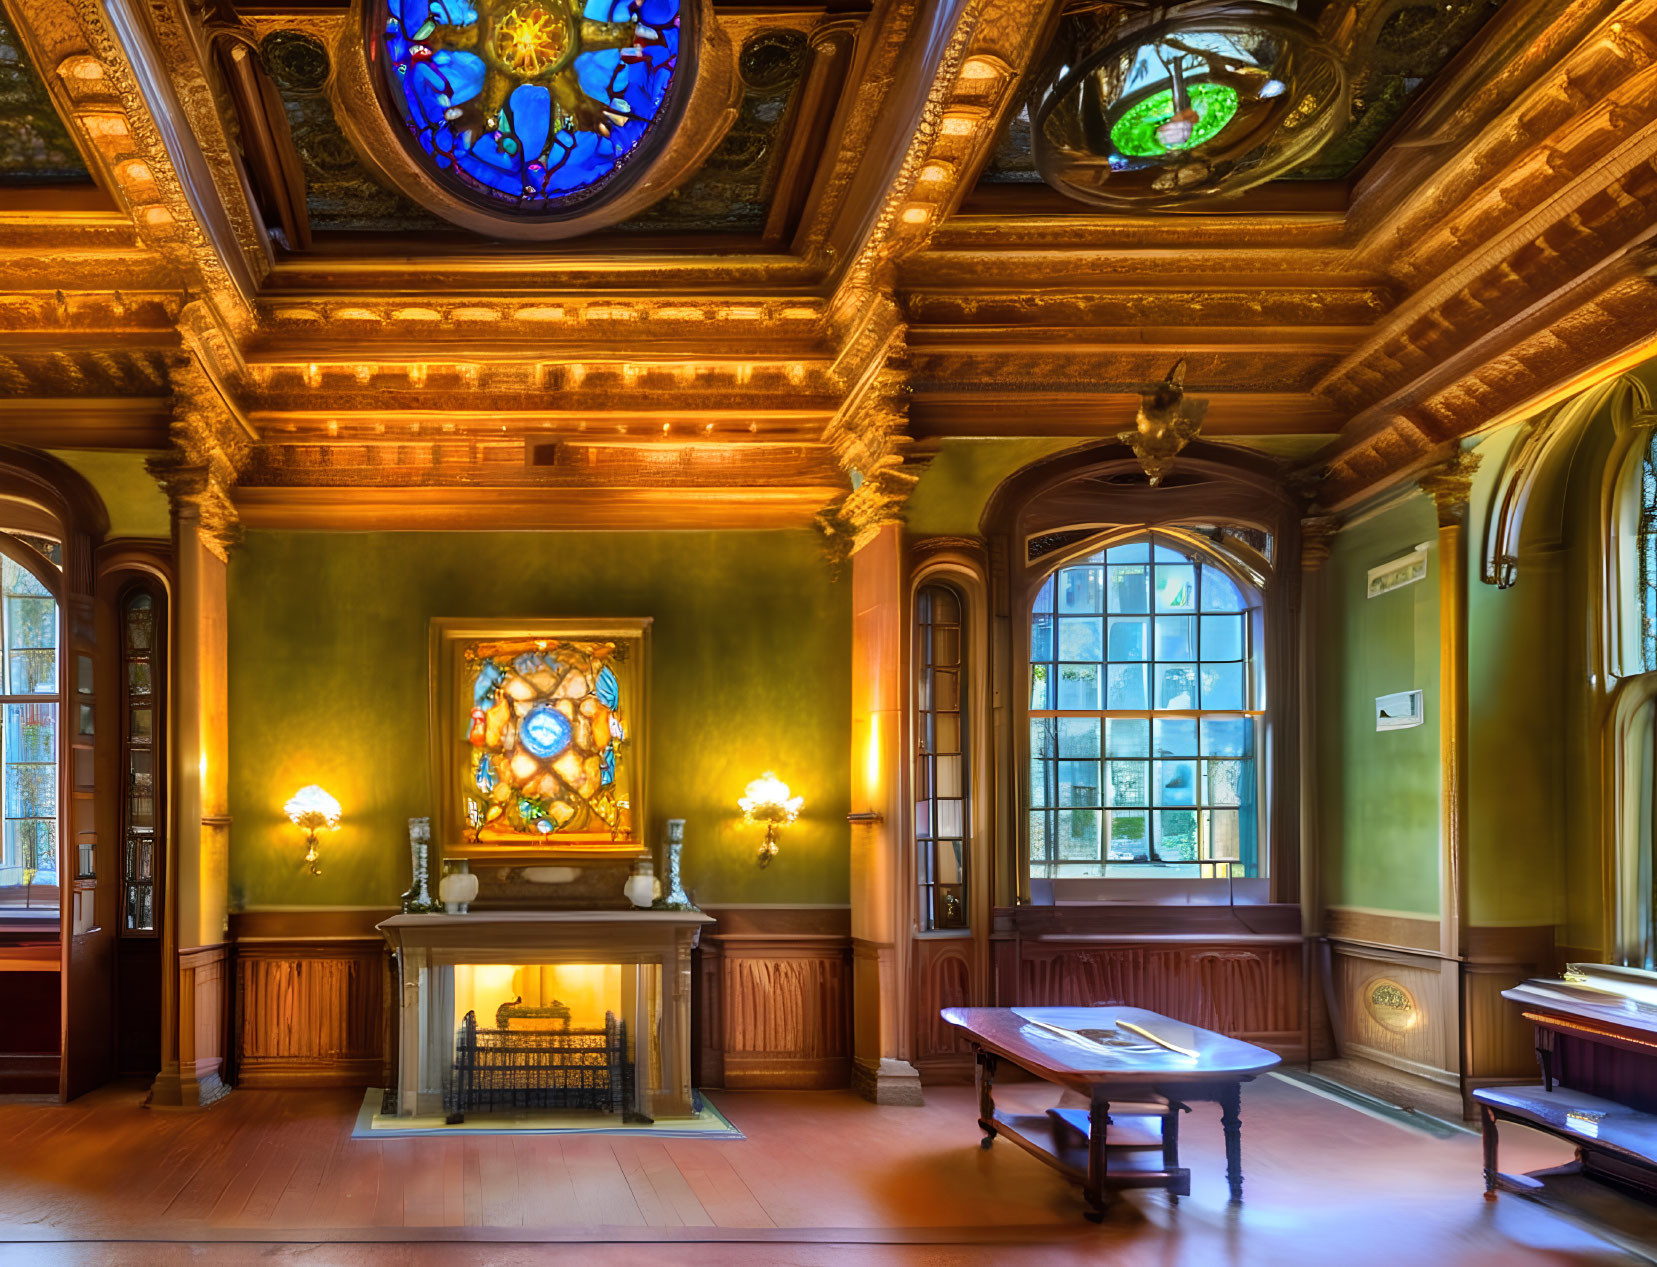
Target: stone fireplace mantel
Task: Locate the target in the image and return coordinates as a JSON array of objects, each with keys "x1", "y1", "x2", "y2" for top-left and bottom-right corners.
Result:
[{"x1": 379, "y1": 909, "x2": 714, "y2": 1119}]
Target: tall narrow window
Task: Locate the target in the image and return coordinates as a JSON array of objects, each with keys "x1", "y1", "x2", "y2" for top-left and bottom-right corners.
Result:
[
  {"x1": 121, "y1": 589, "x2": 159, "y2": 933},
  {"x1": 1028, "y1": 533, "x2": 1261, "y2": 880},
  {"x1": 0, "y1": 543, "x2": 60, "y2": 910},
  {"x1": 1639, "y1": 431, "x2": 1657, "y2": 672},
  {"x1": 916, "y1": 584, "x2": 968, "y2": 930}
]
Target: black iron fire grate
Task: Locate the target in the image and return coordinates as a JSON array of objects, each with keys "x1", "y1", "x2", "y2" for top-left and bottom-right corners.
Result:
[{"x1": 443, "y1": 1008, "x2": 638, "y2": 1124}]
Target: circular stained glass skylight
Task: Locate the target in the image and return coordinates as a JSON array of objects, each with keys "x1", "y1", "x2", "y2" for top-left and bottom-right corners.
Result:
[
  {"x1": 1033, "y1": 0, "x2": 1347, "y2": 211},
  {"x1": 378, "y1": 0, "x2": 684, "y2": 211},
  {"x1": 1109, "y1": 82, "x2": 1239, "y2": 158}
]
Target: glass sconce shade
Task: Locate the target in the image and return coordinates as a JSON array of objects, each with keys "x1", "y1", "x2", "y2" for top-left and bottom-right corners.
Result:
[{"x1": 1032, "y1": 0, "x2": 1348, "y2": 210}]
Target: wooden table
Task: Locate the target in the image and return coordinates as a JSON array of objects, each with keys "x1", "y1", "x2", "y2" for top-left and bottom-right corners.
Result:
[{"x1": 942, "y1": 1005, "x2": 1281, "y2": 1219}]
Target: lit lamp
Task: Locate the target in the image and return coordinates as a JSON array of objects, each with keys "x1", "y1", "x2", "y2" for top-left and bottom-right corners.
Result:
[
  {"x1": 739, "y1": 773, "x2": 803, "y2": 869},
  {"x1": 284, "y1": 785, "x2": 341, "y2": 877}
]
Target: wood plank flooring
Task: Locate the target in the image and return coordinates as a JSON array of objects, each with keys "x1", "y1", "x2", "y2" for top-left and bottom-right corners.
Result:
[{"x1": 0, "y1": 1075, "x2": 1636, "y2": 1265}]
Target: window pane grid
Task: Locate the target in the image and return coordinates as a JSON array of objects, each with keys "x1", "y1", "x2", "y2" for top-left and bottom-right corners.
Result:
[
  {"x1": 0, "y1": 551, "x2": 58, "y2": 901},
  {"x1": 122, "y1": 591, "x2": 158, "y2": 933},
  {"x1": 1029, "y1": 532, "x2": 1261, "y2": 880},
  {"x1": 916, "y1": 585, "x2": 968, "y2": 930}
]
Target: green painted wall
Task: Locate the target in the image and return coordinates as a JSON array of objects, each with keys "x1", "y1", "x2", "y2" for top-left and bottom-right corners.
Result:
[
  {"x1": 1319, "y1": 494, "x2": 1443, "y2": 916},
  {"x1": 227, "y1": 530, "x2": 850, "y2": 909},
  {"x1": 1465, "y1": 429, "x2": 1566, "y2": 927},
  {"x1": 48, "y1": 450, "x2": 170, "y2": 538},
  {"x1": 905, "y1": 438, "x2": 1081, "y2": 536}
]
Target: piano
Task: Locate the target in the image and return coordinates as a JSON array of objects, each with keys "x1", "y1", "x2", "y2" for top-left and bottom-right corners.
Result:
[{"x1": 1476, "y1": 963, "x2": 1657, "y2": 1203}]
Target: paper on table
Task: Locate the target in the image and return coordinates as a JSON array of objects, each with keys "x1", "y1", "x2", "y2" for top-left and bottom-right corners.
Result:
[{"x1": 1018, "y1": 1016, "x2": 1164, "y2": 1058}]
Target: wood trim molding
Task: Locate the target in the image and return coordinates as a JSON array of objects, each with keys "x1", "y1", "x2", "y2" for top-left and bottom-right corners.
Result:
[
  {"x1": 231, "y1": 907, "x2": 396, "y2": 941},
  {"x1": 1324, "y1": 907, "x2": 1441, "y2": 953}
]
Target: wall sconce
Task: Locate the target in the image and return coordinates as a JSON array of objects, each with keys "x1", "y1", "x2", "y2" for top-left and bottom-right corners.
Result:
[
  {"x1": 284, "y1": 784, "x2": 341, "y2": 876},
  {"x1": 739, "y1": 772, "x2": 803, "y2": 869}
]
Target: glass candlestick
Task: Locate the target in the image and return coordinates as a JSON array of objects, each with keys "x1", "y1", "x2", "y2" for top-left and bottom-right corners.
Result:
[
  {"x1": 401, "y1": 818, "x2": 434, "y2": 913},
  {"x1": 660, "y1": 818, "x2": 694, "y2": 909}
]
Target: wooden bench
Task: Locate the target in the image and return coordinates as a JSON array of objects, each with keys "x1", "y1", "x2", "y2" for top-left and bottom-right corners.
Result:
[{"x1": 1474, "y1": 1084, "x2": 1657, "y2": 1199}]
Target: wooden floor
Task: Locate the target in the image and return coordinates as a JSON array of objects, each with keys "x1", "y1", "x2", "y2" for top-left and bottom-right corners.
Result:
[{"x1": 0, "y1": 1074, "x2": 1637, "y2": 1265}]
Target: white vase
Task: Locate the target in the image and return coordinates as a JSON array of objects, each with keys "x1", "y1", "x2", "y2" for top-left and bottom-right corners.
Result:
[
  {"x1": 624, "y1": 860, "x2": 656, "y2": 908},
  {"x1": 439, "y1": 859, "x2": 479, "y2": 914}
]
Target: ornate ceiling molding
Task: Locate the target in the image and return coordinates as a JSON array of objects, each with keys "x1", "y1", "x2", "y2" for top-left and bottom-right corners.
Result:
[
  {"x1": 147, "y1": 351, "x2": 253, "y2": 558},
  {"x1": 7, "y1": 0, "x2": 1657, "y2": 531}
]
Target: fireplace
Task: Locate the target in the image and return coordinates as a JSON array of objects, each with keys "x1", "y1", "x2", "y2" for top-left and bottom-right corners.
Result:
[{"x1": 378, "y1": 909, "x2": 713, "y2": 1119}]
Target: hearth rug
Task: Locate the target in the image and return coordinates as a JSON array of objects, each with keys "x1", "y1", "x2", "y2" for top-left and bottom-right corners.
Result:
[{"x1": 352, "y1": 1089, "x2": 743, "y2": 1140}]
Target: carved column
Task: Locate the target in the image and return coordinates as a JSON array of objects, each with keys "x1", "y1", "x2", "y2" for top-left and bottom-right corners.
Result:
[
  {"x1": 1298, "y1": 516, "x2": 1341, "y2": 934},
  {"x1": 849, "y1": 523, "x2": 923, "y2": 1104},
  {"x1": 1418, "y1": 452, "x2": 1481, "y2": 966},
  {"x1": 1298, "y1": 514, "x2": 1340, "y2": 1062},
  {"x1": 146, "y1": 363, "x2": 246, "y2": 1108}
]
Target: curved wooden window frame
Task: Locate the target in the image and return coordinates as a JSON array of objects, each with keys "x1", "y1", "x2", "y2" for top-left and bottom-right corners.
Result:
[
  {"x1": 979, "y1": 441, "x2": 1306, "y2": 908},
  {"x1": 0, "y1": 448, "x2": 107, "y2": 933}
]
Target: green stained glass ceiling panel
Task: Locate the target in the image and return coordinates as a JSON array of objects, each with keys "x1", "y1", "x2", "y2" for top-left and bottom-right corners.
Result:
[
  {"x1": 1109, "y1": 83, "x2": 1238, "y2": 159},
  {"x1": 0, "y1": 8, "x2": 92, "y2": 184}
]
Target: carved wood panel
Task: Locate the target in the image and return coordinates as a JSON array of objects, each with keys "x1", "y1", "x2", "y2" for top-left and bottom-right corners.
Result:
[
  {"x1": 236, "y1": 943, "x2": 387, "y2": 1088},
  {"x1": 695, "y1": 932, "x2": 852, "y2": 1091},
  {"x1": 1003, "y1": 940, "x2": 1304, "y2": 1055},
  {"x1": 914, "y1": 938, "x2": 973, "y2": 1061}
]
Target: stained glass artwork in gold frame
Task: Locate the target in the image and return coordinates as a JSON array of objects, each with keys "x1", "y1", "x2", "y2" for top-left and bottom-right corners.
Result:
[{"x1": 429, "y1": 618, "x2": 650, "y2": 862}]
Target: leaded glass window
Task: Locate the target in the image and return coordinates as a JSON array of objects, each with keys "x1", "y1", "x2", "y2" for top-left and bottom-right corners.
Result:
[
  {"x1": 916, "y1": 584, "x2": 968, "y2": 931},
  {"x1": 122, "y1": 589, "x2": 159, "y2": 933},
  {"x1": 1028, "y1": 534, "x2": 1261, "y2": 879},
  {"x1": 0, "y1": 548, "x2": 59, "y2": 908}
]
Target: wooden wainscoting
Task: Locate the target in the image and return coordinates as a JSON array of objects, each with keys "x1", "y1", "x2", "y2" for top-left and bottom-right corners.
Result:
[
  {"x1": 990, "y1": 904, "x2": 1307, "y2": 1059},
  {"x1": 1327, "y1": 942, "x2": 1459, "y2": 1087},
  {"x1": 230, "y1": 910, "x2": 394, "y2": 1090},
  {"x1": 696, "y1": 907, "x2": 851, "y2": 1090},
  {"x1": 1464, "y1": 925, "x2": 1556, "y2": 1093},
  {"x1": 912, "y1": 936, "x2": 976, "y2": 1080}
]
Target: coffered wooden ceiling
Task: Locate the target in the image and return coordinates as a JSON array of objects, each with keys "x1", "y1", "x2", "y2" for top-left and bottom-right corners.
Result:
[{"x1": 2, "y1": 0, "x2": 1656, "y2": 547}]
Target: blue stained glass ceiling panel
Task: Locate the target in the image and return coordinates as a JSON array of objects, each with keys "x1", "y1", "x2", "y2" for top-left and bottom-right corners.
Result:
[{"x1": 379, "y1": 0, "x2": 683, "y2": 211}]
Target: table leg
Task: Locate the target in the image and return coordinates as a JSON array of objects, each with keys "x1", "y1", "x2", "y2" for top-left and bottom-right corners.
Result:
[
  {"x1": 1479, "y1": 1103, "x2": 1499, "y2": 1201},
  {"x1": 975, "y1": 1049, "x2": 999, "y2": 1149},
  {"x1": 1163, "y1": 1097, "x2": 1184, "y2": 1202},
  {"x1": 1084, "y1": 1087, "x2": 1111, "y2": 1222},
  {"x1": 1219, "y1": 1082, "x2": 1244, "y2": 1203}
]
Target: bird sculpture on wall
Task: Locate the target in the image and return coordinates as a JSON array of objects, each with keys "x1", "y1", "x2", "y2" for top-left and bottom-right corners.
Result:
[{"x1": 1120, "y1": 358, "x2": 1207, "y2": 486}]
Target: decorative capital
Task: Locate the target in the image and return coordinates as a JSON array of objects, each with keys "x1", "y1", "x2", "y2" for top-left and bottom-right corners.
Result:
[
  {"x1": 1299, "y1": 515, "x2": 1342, "y2": 571},
  {"x1": 1417, "y1": 450, "x2": 1483, "y2": 527},
  {"x1": 149, "y1": 354, "x2": 252, "y2": 561},
  {"x1": 818, "y1": 308, "x2": 925, "y2": 564}
]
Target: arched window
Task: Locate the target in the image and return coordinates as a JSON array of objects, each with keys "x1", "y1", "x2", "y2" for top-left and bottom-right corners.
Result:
[
  {"x1": 915, "y1": 583, "x2": 968, "y2": 930},
  {"x1": 1028, "y1": 532, "x2": 1262, "y2": 880},
  {"x1": 1638, "y1": 430, "x2": 1657, "y2": 673},
  {"x1": 0, "y1": 534, "x2": 61, "y2": 910}
]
